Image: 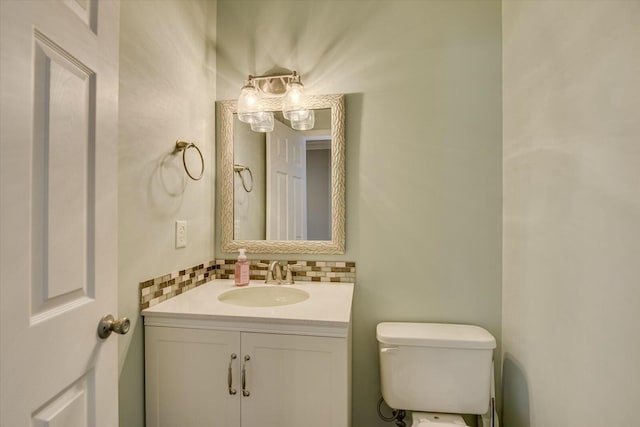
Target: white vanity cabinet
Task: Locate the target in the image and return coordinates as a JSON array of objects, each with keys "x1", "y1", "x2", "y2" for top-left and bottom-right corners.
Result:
[
  {"x1": 239, "y1": 331, "x2": 349, "y2": 427},
  {"x1": 142, "y1": 280, "x2": 353, "y2": 427},
  {"x1": 145, "y1": 326, "x2": 350, "y2": 427},
  {"x1": 144, "y1": 327, "x2": 240, "y2": 427}
]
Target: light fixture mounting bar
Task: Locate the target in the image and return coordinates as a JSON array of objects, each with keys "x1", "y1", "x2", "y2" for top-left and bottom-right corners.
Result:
[{"x1": 247, "y1": 71, "x2": 300, "y2": 96}]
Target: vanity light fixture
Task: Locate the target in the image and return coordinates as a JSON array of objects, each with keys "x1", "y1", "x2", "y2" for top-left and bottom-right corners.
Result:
[
  {"x1": 237, "y1": 83, "x2": 261, "y2": 124},
  {"x1": 236, "y1": 71, "x2": 312, "y2": 133},
  {"x1": 291, "y1": 109, "x2": 315, "y2": 131},
  {"x1": 249, "y1": 111, "x2": 274, "y2": 133}
]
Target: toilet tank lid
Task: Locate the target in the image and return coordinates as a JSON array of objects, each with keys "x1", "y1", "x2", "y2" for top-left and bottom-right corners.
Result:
[{"x1": 376, "y1": 322, "x2": 496, "y2": 349}]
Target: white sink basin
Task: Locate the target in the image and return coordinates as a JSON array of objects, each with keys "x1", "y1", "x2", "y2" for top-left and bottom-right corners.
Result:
[{"x1": 217, "y1": 286, "x2": 310, "y2": 307}]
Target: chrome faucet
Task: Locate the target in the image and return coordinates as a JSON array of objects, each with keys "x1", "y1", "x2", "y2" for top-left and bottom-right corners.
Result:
[
  {"x1": 267, "y1": 261, "x2": 283, "y2": 284},
  {"x1": 261, "y1": 261, "x2": 302, "y2": 285}
]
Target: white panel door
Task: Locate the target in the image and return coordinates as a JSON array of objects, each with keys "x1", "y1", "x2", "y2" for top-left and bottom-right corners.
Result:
[
  {"x1": 145, "y1": 327, "x2": 241, "y2": 427},
  {"x1": 0, "y1": 1, "x2": 120, "y2": 426},
  {"x1": 266, "y1": 120, "x2": 307, "y2": 240},
  {"x1": 240, "y1": 332, "x2": 349, "y2": 427}
]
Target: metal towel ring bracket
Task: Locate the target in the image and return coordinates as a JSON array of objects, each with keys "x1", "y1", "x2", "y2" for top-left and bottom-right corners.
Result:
[
  {"x1": 174, "y1": 140, "x2": 204, "y2": 181},
  {"x1": 234, "y1": 164, "x2": 253, "y2": 192}
]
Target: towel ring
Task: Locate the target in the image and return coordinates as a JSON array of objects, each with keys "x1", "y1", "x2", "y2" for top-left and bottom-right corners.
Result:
[
  {"x1": 174, "y1": 140, "x2": 204, "y2": 181},
  {"x1": 234, "y1": 164, "x2": 253, "y2": 192}
]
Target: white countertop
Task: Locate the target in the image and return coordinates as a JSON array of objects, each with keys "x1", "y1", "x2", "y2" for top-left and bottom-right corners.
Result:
[{"x1": 142, "y1": 280, "x2": 354, "y2": 337}]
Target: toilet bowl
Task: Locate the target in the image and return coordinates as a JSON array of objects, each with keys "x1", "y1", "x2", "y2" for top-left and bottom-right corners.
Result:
[{"x1": 412, "y1": 412, "x2": 467, "y2": 426}]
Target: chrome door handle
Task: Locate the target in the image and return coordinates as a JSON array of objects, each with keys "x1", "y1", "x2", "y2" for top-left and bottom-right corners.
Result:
[
  {"x1": 228, "y1": 353, "x2": 237, "y2": 395},
  {"x1": 242, "y1": 355, "x2": 250, "y2": 397},
  {"x1": 97, "y1": 315, "x2": 130, "y2": 339}
]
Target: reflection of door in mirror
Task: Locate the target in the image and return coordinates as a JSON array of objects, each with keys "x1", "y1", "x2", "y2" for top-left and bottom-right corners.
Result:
[{"x1": 267, "y1": 120, "x2": 307, "y2": 240}]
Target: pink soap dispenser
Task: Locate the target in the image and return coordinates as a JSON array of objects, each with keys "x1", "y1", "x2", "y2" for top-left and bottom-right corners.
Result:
[{"x1": 234, "y1": 248, "x2": 250, "y2": 286}]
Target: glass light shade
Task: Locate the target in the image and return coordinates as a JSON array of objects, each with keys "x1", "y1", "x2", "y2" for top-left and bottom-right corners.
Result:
[
  {"x1": 282, "y1": 81, "x2": 306, "y2": 120},
  {"x1": 237, "y1": 84, "x2": 260, "y2": 123},
  {"x1": 250, "y1": 111, "x2": 274, "y2": 132},
  {"x1": 285, "y1": 109, "x2": 310, "y2": 122},
  {"x1": 291, "y1": 109, "x2": 315, "y2": 131}
]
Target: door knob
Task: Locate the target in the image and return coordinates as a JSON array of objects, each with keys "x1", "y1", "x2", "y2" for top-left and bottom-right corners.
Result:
[{"x1": 98, "y1": 314, "x2": 130, "y2": 339}]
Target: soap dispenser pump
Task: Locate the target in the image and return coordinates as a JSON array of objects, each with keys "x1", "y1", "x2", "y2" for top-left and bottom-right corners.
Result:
[{"x1": 234, "y1": 248, "x2": 250, "y2": 286}]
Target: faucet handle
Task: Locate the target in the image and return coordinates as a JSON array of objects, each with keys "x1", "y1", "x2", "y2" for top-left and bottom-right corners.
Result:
[
  {"x1": 282, "y1": 263, "x2": 303, "y2": 284},
  {"x1": 255, "y1": 262, "x2": 271, "y2": 283}
]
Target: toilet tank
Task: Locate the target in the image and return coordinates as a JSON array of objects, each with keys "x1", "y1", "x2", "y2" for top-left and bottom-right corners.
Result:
[{"x1": 377, "y1": 322, "x2": 496, "y2": 415}]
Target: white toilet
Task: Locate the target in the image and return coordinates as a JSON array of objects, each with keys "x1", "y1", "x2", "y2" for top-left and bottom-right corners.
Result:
[{"x1": 377, "y1": 322, "x2": 497, "y2": 427}]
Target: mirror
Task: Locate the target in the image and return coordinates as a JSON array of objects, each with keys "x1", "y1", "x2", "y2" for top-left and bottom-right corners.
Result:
[{"x1": 219, "y1": 94, "x2": 345, "y2": 254}]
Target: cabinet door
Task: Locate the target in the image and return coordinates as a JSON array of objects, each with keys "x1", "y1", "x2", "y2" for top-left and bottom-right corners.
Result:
[
  {"x1": 145, "y1": 327, "x2": 241, "y2": 427},
  {"x1": 240, "y1": 332, "x2": 349, "y2": 427}
]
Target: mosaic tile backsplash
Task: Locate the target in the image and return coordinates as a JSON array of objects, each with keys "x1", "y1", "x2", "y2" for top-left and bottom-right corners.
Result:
[
  {"x1": 140, "y1": 259, "x2": 356, "y2": 310},
  {"x1": 139, "y1": 260, "x2": 219, "y2": 310},
  {"x1": 215, "y1": 259, "x2": 356, "y2": 283}
]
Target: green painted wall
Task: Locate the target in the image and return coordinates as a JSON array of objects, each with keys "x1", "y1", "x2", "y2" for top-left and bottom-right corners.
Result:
[
  {"x1": 502, "y1": 1, "x2": 640, "y2": 425},
  {"x1": 118, "y1": 1, "x2": 216, "y2": 426},
  {"x1": 215, "y1": 1, "x2": 502, "y2": 426}
]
